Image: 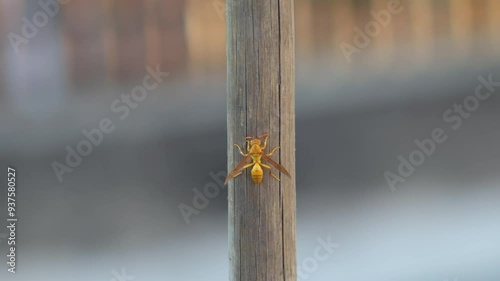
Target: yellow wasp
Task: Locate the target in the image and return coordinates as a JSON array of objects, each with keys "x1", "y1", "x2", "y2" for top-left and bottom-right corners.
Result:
[{"x1": 225, "y1": 133, "x2": 291, "y2": 184}]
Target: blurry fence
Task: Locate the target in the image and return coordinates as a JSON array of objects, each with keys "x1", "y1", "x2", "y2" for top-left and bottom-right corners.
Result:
[{"x1": 0, "y1": 0, "x2": 499, "y2": 88}]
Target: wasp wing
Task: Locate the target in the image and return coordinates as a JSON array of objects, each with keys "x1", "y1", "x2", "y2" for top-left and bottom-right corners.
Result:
[
  {"x1": 261, "y1": 154, "x2": 291, "y2": 178},
  {"x1": 225, "y1": 154, "x2": 252, "y2": 184}
]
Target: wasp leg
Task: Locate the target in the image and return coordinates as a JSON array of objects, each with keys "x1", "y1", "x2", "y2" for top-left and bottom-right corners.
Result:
[
  {"x1": 233, "y1": 163, "x2": 254, "y2": 177},
  {"x1": 231, "y1": 163, "x2": 255, "y2": 179},
  {"x1": 232, "y1": 171, "x2": 244, "y2": 178},
  {"x1": 261, "y1": 134, "x2": 269, "y2": 149},
  {"x1": 234, "y1": 144, "x2": 248, "y2": 156},
  {"x1": 245, "y1": 139, "x2": 251, "y2": 151},
  {"x1": 242, "y1": 163, "x2": 255, "y2": 169},
  {"x1": 260, "y1": 163, "x2": 281, "y2": 181},
  {"x1": 267, "y1": 146, "x2": 280, "y2": 156}
]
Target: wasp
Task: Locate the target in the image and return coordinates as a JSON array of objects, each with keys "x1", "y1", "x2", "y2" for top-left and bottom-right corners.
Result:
[{"x1": 224, "y1": 133, "x2": 291, "y2": 184}]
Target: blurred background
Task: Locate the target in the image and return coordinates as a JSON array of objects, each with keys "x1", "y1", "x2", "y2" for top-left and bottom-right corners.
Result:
[{"x1": 0, "y1": 0, "x2": 500, "y2": 280}]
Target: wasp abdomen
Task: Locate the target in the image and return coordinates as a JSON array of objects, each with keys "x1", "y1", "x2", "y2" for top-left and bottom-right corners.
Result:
[{"x1": 251, "y1": 164, "x2": 264, "y2": 184}]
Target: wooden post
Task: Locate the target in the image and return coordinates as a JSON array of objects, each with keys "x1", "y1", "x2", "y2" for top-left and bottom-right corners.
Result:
[{"x1": 226, "y1": 0, "x2": 296, "y2": 280}]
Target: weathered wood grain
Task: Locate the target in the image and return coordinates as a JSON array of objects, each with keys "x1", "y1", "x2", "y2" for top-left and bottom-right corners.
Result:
[{"x1": 226, "y1": 0, "x2": 296, "y2": 280}]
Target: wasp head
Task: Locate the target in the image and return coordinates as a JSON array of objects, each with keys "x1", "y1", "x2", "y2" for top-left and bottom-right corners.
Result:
[{"x1": 249, "y1": 138, "x2": 261, "y2": 146}]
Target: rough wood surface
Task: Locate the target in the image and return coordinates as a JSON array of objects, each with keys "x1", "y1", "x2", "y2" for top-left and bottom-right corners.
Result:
[{"x1": 226, "y1": 0, "x2": 296, "y2": 280}]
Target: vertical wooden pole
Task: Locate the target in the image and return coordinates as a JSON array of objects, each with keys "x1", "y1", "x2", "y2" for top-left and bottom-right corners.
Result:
[{"x1": 226, "y1": 0, "x2": 296, "y2": 280}]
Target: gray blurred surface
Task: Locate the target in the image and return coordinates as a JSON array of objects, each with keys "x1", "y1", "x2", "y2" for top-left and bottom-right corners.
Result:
[{"x1": 1, "y1": 56, "x2": 500, "y2": 280}]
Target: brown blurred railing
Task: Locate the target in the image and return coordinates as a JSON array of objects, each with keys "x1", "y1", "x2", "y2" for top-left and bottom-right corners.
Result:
[
  {"x1": 0, "y1": 0, "x2": 499, "y2": 86},
  {"x1": 60, "y1": 0, "x2": 187, "y2": 84}
]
